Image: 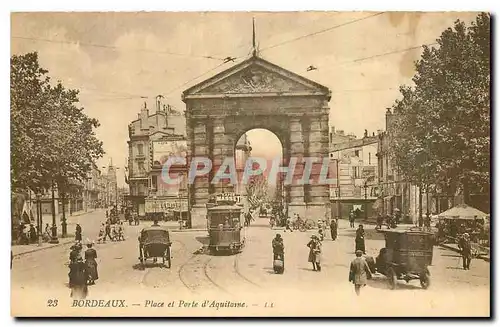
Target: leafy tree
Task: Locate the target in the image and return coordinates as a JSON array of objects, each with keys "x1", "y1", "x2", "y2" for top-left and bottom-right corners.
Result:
[
  {"x1": 390, "y1": 13, "x2": 490, "y2": 204},
  {"x1": 11, "y1": 52, "x2": 104, "y2": 203},
  {"x1": 11, "y1": 52, "x2": 60, "y2": 192},
  {"x1": 246, "y1": 175, "x2": 269, "y2": 210}
]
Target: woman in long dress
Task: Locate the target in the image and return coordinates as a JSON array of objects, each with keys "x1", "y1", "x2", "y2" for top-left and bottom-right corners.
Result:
[
  {"x1": 84, "y1": 241, "x2": 98, "y2": 285},
  {"x1": 307, "y1": 235, "x2": 322, "y2": 271},
  {"x1": 69, "y1": 256, "x2": 89, "y2": 299}
]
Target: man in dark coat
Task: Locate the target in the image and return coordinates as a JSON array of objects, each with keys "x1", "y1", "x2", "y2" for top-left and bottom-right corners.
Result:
[
  {"x1": 355, "y1": 224, "x2": 366, "y2": 254},
  {"x1": 84, "y1": 241, "x2": 98, "y2": 285},
  {"x1": 349, "y1": 211, "x2": 355, "y2": 228},
  {"x1": 103, "y1": 222, "x2": 112, "y2": 242},
  {"x1": 459, "y1": 233, "x2": 472, "y2": 270},
  {"x1": 272, "y1": 234, "x2": 284, "y2": 260},
  {"x1": 75, "y1": 224, "x2": 82, "y2": 242},
  {"x1": 330, "y1": 219, "x2": 338, "y2": 240},
  {"x1": 29, "y1": 224, "x2": 37, "y2": 243},
  {"x1": 349, "y1": 250, "x2": 372, "y2": 295},
  {"x1": 376, "y1": 213, "x2": 383, "y2": 230}
]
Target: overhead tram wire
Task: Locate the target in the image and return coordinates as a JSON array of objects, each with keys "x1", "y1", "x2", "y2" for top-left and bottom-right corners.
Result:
[
  {"x1": 12, "y1": 36, "x2": 225, "y2": 61},
  {"x1": 161, "y1": 61, "x2": 232, "y2": 97},
  {"x1": 259, "y1": 12, "x2": 385, "y2": 52},
  {"x1": 341, "y1": 42, "x2": 439, "y2": 66}
]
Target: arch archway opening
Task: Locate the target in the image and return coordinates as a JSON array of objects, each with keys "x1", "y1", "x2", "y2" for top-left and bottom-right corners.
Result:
[{"x1": 234, "y1": 128, "x2": 285, "y2": 219}]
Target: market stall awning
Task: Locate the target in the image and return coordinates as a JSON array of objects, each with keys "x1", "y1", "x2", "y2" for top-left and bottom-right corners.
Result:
[{"x1": 437, "y1": 204, "x2": 487, "y2": 220}]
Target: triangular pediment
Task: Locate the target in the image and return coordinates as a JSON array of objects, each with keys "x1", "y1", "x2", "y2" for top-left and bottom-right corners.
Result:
[{"x1": 183, "y1": 56, "x2": 330, "y2": 97}]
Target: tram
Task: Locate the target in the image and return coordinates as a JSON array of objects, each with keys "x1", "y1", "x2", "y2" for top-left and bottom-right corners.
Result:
[{"x1": 207, "y1": 193, "x2": 245, "y2": 254}]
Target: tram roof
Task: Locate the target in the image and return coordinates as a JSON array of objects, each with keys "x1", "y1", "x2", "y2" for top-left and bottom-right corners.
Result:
[{"x1": 207, "y1": 205, "x2": 243, "y2": 211}]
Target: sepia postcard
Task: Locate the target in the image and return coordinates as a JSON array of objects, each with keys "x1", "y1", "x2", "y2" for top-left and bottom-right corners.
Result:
[{"x1": 10, "y1": 11, "x2": 491, "y2": 317}]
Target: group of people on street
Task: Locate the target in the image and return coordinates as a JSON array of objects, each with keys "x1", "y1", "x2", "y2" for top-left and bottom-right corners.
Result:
[
  {"x1": 68, "y1": 240, "x2": 99, "y2": 299},
  {"x1": 97, "y1": 220, "x2": 125, "y2": 243},
  {"x1": 271, "y1": 227, "x2": 372, "y2": 296}
]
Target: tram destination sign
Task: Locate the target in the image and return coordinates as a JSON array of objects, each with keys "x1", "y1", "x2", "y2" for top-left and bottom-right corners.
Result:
[
  {"x1": 215, "y1": 192, "x2": 241, "y2": 204},
  {"x1": 145, "y1": 198, "x2": 188, "y2": 213}
]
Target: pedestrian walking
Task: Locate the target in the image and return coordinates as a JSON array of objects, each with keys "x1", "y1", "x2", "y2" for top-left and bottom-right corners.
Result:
[
  {"x1": 307, "y1": 235, "x2": 322, "y2": 271},
  {"x1": 355, "y1": 224, "x2": 366, "y2": 254},
  {"x1": 69, "y1": 256, "x2": 89, "y2": 299},
  {"x1": 69, "y1": 242, "x2": 82, "y2": 263},
  {"x1": 29, "y1": 224, "x2": 37, "y2": 243},
  {"x1": 349, "y1": 250, "x2": 372, "y2": 296},
  {"x1": 75, "y1": 224, "x2": 82, "y2": 242},
  {"x1": 272, "y1": 233, "x2": 285, "y2": 273},
  {"x1": 424, "y1": 212, "x2": 431, "y2": 231},
  {"x1": 349, "y1": 211, "x2": 355, "y2": 228},
  {"x1": 459, "y1": 233, "x2": 472, "y2": 270},
  {"x1": 376, "y1": 213, "x2": 383, "y2": 230},
  {"x1": 330, "y1": 219, "x2": 338, "y2": 240},
  {"x1": 103, "y1": 222, "x2": 112, "y2": 242},
  {"x1": 84, "y1": 240, "x2": 98, "y2": 285},
  {"x1": 284, "y1": 216, "x2": 293, "y2": 232}
]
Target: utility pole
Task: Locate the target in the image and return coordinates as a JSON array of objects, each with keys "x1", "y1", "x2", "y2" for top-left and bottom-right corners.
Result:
[
  {"x1": 336, "y1": 159, "x2": 341, "y2": 219},
  {"x1": 364, "y1": 182, "x2": 368, "y2": 220},
  {"x1": 37, "y1": 191, "x2": 42, "y2": 247},
  {"x1": 49, "y1": 181, "x2": 59, "y2": 244}
]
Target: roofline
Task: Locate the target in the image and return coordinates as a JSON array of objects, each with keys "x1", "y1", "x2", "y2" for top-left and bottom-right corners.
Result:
[
  {"x1": 182, "y1": 55, "x2": 331, "y2": 99},
  {"x1": 129, "y1": 110, "x2": 169, "y2": 125},
  {"x1": 330, "y1": 137, "x2": 379, "y2": 152}
]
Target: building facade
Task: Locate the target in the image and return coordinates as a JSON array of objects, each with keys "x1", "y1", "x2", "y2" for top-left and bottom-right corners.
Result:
[
  {"x1": 126, "y1": 100, "x2": 186, "y2": 217},
  {"x1": 329, "y1": 130, "x2": 379, "y2": 220}
]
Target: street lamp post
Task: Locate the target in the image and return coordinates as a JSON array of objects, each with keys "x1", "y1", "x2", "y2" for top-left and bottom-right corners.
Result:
[
  {"x1": 364, "y1": 182, "x2": 368, "y2": 220},
  {"x1": 36, "y1": 192, "x2": 42, "y2": 247},
  {"x1": 49, "y1": 181, "x2": 59, "y2": 244}
]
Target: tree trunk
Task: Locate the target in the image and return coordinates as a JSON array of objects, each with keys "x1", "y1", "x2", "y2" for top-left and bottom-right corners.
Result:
[
  {"x1": 418, "y1": 184, "x2": 423, "y2": 224},
  {"x1": 61, "y1": 191, "x2": 67, "y2": 237},
  {"x1": 462, "y1": 179, "x2": 470, "y2": 205}
]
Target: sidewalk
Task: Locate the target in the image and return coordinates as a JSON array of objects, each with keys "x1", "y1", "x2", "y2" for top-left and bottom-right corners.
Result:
[
  {"x1": 12, "y1": 237, "x2": 75, "y2": 257},
  {"x1": 12, "y1": 209, "x2": 101, "y2": 257}
]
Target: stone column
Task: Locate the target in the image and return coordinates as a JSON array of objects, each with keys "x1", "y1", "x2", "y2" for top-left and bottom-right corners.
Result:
[
  {"x1": 306, "y1": 114, "x2": 331, "y2": 221},
  {"x1": 190, "y1": 119, "x2": 210, "y2": 229},
  {"x1": 288, "y1": 117, "x2": 306, "y2": 218},
  {"x1": 212, "y1": 117, "x2": 235, "y2": 194}
]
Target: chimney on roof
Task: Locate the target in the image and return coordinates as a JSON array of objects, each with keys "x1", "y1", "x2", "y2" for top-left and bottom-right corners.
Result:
[
  {"x1": 140, "y1": 102, "x2": 149, "y2": 130},
  {"x1": 329, "y1": 126, "x2": 335, "y2": 144}
]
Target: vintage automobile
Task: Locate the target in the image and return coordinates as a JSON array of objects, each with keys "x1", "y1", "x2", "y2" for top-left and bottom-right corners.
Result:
[
  {"x1": 207, "y1": 203, "x2": 244, "y2": 254},
  {"x1": 138, "y1": 225, "x2": 172, "y2": 268},
  {"x1": 374, "y1": 229, "x2": 434, "y2": 290}
]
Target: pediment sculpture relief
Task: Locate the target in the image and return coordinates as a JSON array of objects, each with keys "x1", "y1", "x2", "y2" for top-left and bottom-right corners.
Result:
[{"x1": 200, "y1": 65, "x2": 312, "y2": 94}]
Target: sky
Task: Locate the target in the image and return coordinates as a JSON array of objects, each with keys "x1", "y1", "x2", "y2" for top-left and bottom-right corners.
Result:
[{"x1": 11, "y1": 11, "x2": 480, "y2": 186}]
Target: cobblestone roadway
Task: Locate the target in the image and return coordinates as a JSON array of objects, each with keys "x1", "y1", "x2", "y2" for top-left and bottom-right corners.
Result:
[{"x1": 11, "y1": 218, "x2": 490, "y2": 317}]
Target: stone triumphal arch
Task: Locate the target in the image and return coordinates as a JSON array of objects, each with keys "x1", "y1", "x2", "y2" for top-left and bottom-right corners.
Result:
[{"x1": 182, "y1": 55, "x2": 332, "y2": 229}]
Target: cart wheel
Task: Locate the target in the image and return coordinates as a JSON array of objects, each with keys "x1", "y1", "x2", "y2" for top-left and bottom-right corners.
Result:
[
  {"x1": 387, "y1": 267, "x2": 397, "y2": 290},
  {"x1": 420, "y1": 270, "x2": 431, "y2": 289}
]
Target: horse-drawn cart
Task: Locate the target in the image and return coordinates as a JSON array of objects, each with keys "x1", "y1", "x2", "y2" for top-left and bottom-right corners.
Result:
[{"x1": 138, "y1": 226, "x2": 172, "y2": 268}]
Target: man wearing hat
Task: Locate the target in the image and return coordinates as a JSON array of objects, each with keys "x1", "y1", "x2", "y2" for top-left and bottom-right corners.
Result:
[
  {"x1": 272, "y1": 233, "x2": 285, "y2": 273},
  {"x1": 84, "y1": 240, "x2": 99, "y2": 285},
  {"x1": 330, "y1": 218, "x2": 338, "y2": 241},
  {"x1": 349, "y1": 250, "x2": 372, "y2": 296},
  {"x1": 355, "y1": 224, "x2": 366, "y2": 254},
  {"x1": 458, "y1": 233, "x2": 472, "y2": 270}
]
